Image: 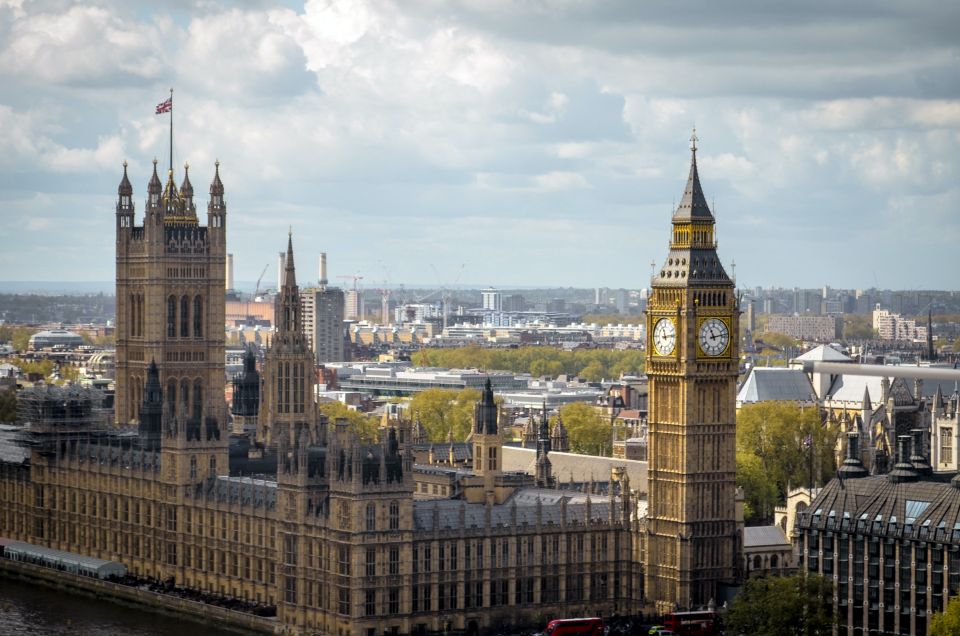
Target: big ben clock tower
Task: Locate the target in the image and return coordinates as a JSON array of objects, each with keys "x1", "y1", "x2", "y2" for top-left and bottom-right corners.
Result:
[{"x1": 645, "y1": 132, "x2": 739, "y2": 611}]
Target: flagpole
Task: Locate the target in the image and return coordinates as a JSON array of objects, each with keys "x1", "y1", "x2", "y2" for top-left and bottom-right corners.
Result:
[{"x1": 169, "y1": 87, "x2": 174, "y2": 176}]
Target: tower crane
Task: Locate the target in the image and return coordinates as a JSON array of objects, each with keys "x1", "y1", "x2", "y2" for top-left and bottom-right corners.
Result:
[
  {"x1": 430, "y1": 263, "x2": 466, "y2": 333},
  {"x1": 245, "y1": 263, "x2": 269, "y2": 326}
]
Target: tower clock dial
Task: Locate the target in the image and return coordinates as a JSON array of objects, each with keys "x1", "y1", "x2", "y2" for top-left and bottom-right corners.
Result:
[
  {"x1": 698, "y1": 318, "x2": 730, "y2": 356},
  {"x1": 653, "y1": 318, "x2": 677, "y2": 356}
]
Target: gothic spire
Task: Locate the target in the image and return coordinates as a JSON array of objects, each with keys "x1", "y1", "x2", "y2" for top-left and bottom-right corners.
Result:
[
  {"x1": 209, "y1": 160, "x2": 224, "y2": 197},
  {"x1": 672, "y1": 128, "x2": 713, "y2": 221},
  {"x1": 148, "y1": 159, "x2": 162, "y2": 196},
  {"x1": 861, "y1": 385, "x2": 872, "y2": 411},
  {"x1": 475, "y1": 377, "x2": 498, "y2": 435},
  {"x1": 180, "y1": 162, "x2": 194, "y2": 199},
  {"x1": 283, "y1": 228, "x2": 297, "y2": 289},
  {"x1": 118, "y1": 160, "x2": 132, "y2": 197}
]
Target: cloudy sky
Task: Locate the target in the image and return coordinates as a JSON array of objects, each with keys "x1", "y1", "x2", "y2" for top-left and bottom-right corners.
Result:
[{"x1": 1, "y1": 0, "x2": 957, "y2": 291}]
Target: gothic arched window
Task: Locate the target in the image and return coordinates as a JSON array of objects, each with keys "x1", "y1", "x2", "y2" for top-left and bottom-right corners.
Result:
[
  {"x1": 366, "y1": 503, "x2": 376, "y2": 532},
  {"x1": 193, "y1": 295, "x2": 203, "y2": 338},
  {"x1": 389, "y1": 501, "x2": 399, "y2": 530},
  {"x1": 167, "y1": 296, "x2": 176, "y2": 338},
  {"x1": 180, "y1": 295, "x2": 189, "y2": 338}
]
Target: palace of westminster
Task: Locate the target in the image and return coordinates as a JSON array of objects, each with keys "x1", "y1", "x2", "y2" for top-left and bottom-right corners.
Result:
[{"x1": 0, "y1": 136, "x2": 743, "y2": 634}]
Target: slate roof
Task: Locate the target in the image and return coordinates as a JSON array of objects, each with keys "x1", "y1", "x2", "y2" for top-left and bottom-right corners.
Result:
[
  {"x1": 743, "y1": 525, "x2": 791, "y2": 549},
  {"x1": 737, "y1": 367, "x2": 817, "y2": 403},
  {"x1": 797, "y1": 473, "x2": 960, "y2": 542},
  {"x1": 412, "y1": 488, "x2": 615, "y2": 532},
  {"x1": 501, "y1": 446, "x2": 647, "y2": 492},
  {"x1": 0, "y1": 425, "x2": 29, "y2": 464}
]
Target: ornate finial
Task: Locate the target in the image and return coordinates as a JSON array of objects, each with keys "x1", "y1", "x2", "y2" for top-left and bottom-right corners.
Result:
[
  {"x1": 288, "y1": 225, "x2": 292, "y2": 238},
  {"x1": 184, "y1": 161, "x2": 189, "y2": 170},
  {"x1": 690, "y1": 127, "x2": 698, "y2": 152},
  {"x1": 152, "y1": 158, "x2": 158, "y2": 166},
  {"x1": 123, "y1": 160, "x2": 128, "y2": 169}
]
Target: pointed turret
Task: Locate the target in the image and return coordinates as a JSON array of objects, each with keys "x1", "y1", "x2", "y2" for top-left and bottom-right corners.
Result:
[
  {"x1": 180, "y1": 162, "x2": 194, "y2": 199},
  {"x1": 118, "y1": 160, "x2": 133, "y2": 197},
  {"x1": 274, "y1": 231, "x2": 303, "y2": 337},
  {"x1": 138, "y1": 359, "x2": 163, "y2": 451},
  {"x1": 861, "y1": 385, "x2": 872, "y2": 412},
  {"x1": 116, "y1": 161, "x2": 134, "y2": 225},
  {"x1": 210, "y1": 160, "x2": 224, "y2": 197},
  {"x1": 474, "y1": 378, "x2": 498, "y2": 435},
  {"x1": 653, "y1": 130, "x2": 730, "y2": 286},
  {"x1": 147, "y1": 159, "x2": 162, "y2": 211},
  {"x1": 672, "y1": 129, "x2": 713, "y2": 221},
  {"x1": 283, "y1": 230, "x2": 297, "y2": 289},
  {"x1": 551, "y1": 411, "x2": 570, "y2": 453}
]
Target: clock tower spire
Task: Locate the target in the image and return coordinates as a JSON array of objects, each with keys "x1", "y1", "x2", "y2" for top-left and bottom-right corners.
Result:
[{"x1": 645, "y1": 132, "x2": 739, "y2": 610}]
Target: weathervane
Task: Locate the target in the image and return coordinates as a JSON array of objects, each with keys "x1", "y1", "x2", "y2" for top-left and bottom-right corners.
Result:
[{"x1": 690, "y1": 126, "x2": 698, "y2": 152}]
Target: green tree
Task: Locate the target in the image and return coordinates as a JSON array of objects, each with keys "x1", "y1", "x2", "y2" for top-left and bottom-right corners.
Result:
[
  {"x1": 317, "y1": 400, "x2": 379, "y2": 444},
  {"x1": 737, "y1": 451, "x2": 779, "y2": 524},
  {"x1": 581, "y1": 314, "x2": 644, "y2": 326},
  {"x1": 736, "y1": 402, "x2": 839, "y2": 523},
  {"x1": 726, "y1": 573, "x2": 835, "y2": 636},
  {"x1": 0, "y1": 326, "x2": 32, "y2": 351},
  {"x1": 0, "y1": 388, "x2": 16, "y2": 423},
  {"x1": 556, "y1": 402, "x2": 609, "y2": 456},
  {"x1": 931, "y1": 594, "x2": 960, "y2": 636},
  {"x1": 408, "y1": 388, "x2": 481, "y2": 442},
  {"x1": 410, "y1": 346, "x2": 644, "y2": 381},
  {"x1": 842, "y1": 314, "x2": 874, "y2": 340},
  {"x1": 759, "y1": 332, "x2": 798, "y2": 350}
]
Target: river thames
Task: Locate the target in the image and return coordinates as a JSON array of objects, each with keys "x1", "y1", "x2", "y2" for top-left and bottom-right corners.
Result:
[{"x1": 0, "y1": 578, "x2": 244, "y2": 635}]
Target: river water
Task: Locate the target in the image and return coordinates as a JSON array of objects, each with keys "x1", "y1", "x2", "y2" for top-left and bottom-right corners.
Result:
[{"x1": 0, "y1": 577, "x2": 243, "y2": 635}]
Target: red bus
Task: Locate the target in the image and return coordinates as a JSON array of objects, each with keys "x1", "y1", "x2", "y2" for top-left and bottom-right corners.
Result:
[
  {"x1": 664, "y1": 611, "x2": 722, "y2": 636},
  {"x1": 542, "y1": 617, "x2": 605, "y2": 636}
]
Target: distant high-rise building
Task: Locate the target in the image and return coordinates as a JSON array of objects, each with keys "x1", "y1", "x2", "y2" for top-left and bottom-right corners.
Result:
[
  {"x1": 226, "y1": 253, "x2": 234, "y2": 291},
  {"x1": 318, "y1": 252, "x2": 327, "y2": 287},
  {"x1": 502, "y1": 293, "x2": 525, "y2": 312},
  {"x1": 345, "y1": 289, "x2": 362, "y2": 320},
  {"x1": 301, "y1": 286, "x2": 345, "y2": 364},
  {"x1": 614, "y1": 288, "x2": 627, "y2": 313},
  {"x1": 276, "y1": 251, "x2": 284, "y2": 292},
  {"x1": 481, "y1": 287, "x2": 501, "y2": 311}
]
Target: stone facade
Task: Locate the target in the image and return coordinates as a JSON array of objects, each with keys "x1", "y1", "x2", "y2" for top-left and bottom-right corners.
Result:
[{"x1": 644, "y1": 133, "x2": 740, "y2": 610}]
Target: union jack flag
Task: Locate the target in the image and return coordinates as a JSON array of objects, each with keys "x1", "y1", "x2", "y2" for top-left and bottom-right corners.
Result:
[{"x1": 155, "y1": 97, "x2": 172, "y2": 114}]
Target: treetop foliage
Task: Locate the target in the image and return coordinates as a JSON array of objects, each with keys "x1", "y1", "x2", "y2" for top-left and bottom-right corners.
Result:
[
  {"x1": 726, "y1": 573, "x2": 835, "y2": 636},
  {"x1": 736, "y1": 402, "x2": 840, "y2": 524},
  {"x1": 411, "y1": 346, "x2": 644, "y2": 382}
]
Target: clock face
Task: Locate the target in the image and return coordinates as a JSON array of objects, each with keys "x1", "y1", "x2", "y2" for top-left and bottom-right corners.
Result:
[
  {"x1": 699, "y1": 318, "x2": 730, "y2": 356},
  {"x1": 653, "y1": 318, "x2": 676, "y2": 356}
]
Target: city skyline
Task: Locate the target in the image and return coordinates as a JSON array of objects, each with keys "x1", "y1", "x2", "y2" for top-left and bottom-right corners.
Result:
[{"x1": 1, "y1": 1, "x2": 958, "y2": 289}]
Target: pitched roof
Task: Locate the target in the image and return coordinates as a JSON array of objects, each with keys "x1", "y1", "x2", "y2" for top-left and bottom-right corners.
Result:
[
  {"x1": 796, "y1": 473, "x2": 960, "y2": 541},
  {"x1": 737, "y1": 367, "x2": 817, "y2": 403},
  {"x1": 795, "y1": 344, "x2": 853, "y2": 363},
  {"x1": 743, "y1": 525, "x2": 791, "y2": 549}
]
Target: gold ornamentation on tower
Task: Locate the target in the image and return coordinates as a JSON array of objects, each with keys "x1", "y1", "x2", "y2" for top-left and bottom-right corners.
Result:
[{"x1": 645, "y1": 133, "x2": 740, "y2": 610}]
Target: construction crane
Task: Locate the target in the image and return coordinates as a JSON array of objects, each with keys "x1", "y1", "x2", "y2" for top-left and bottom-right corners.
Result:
[
  {"x1": 245, "y1": 263, "x2": 269, "y2": 326},
  {"x1": 430, "y1": 263, "x2": 466, "y2": 333},
  {"x1": 337, "y1": 274, "x2": 364, "y2": 320}
]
